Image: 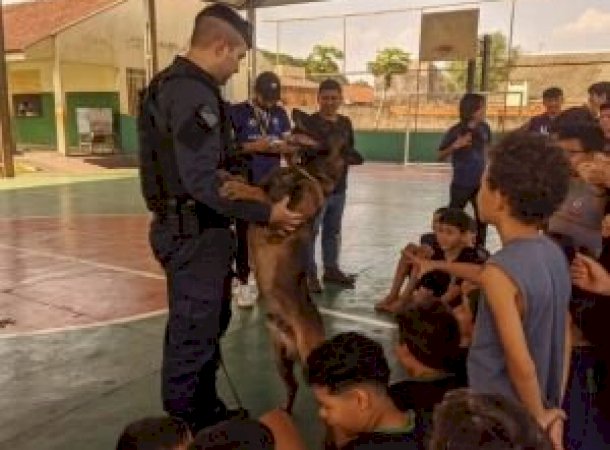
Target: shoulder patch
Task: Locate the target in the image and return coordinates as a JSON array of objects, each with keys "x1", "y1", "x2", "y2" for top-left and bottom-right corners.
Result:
[{"x1": 197, "y1": 105, "x2": 219, "y2": 130}]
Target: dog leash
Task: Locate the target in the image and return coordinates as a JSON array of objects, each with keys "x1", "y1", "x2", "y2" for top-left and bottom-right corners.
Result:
[{"x1": 219, "y1": 354, "x2": 248, "y2": 415}]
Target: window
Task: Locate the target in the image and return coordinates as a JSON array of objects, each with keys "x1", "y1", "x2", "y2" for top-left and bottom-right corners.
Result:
[
  {"x1": 13, "y1": 94, "x2": 42, "y2": 118},
  {"x1": 126, "y1": 68, "x2": 147, "y2": 116}
]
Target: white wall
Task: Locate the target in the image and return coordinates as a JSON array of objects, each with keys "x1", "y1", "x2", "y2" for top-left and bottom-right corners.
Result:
[{"x1": 10, "y1": 0, "x2": 251, "y2": 112}]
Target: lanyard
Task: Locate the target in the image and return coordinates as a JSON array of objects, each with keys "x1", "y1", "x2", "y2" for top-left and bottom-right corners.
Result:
[{"x1": 250, "y1": 102, "x2": 272, "y2": 137}]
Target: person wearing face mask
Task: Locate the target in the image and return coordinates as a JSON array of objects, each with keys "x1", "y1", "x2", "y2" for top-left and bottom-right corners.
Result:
[
  {"x1": 138, "y1": 4, "x2": 303, "y2": 434},
  {"x1": 229, "y1": 72, "x2": 295, "y2": 308}
]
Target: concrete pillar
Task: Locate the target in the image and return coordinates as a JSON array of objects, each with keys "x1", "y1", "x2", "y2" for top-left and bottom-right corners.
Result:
[
  {"x1": 246, "y1": 2, "x2": 257, "y2": 99},
  {"x1": 52, "y1": 36, "x2": 68, "y2": 155}
]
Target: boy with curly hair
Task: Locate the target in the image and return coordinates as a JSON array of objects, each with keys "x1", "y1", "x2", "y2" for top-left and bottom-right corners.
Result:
[{"x1": 407, "y1": 132, "x2": 572, "y2": 448}]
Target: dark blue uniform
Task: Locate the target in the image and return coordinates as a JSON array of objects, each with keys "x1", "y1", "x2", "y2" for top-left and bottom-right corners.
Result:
[{"x1": 139, "y1": 56, "x2": 270, "y2": 431}]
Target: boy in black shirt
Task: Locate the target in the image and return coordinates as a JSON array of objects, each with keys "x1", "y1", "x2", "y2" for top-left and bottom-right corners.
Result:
[
  {"x1": 376, "y1": 207, "x2": 447, "y2": 312},
  {"x1": 378, "y1": 209, "x2": 484, "y2": 313},
  {"x1": 523, "y1": 87, "x2": 563, "y2": 134},
  {"x1": 306, "y1": 332, "x2": 421, "y2": 450},
  {"x1": 391, "y1": 299, "x2": 464, "y2": 425}
]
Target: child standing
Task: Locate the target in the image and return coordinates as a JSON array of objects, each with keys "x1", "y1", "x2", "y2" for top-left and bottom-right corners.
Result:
[{"x1": 407, "y1": 132, "x2": 572, "y2": 448}]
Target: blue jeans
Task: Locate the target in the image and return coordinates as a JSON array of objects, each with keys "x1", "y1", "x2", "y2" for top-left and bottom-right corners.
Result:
[{"x1": 307, "y1": 191, "x2": 346, "y2": 275}]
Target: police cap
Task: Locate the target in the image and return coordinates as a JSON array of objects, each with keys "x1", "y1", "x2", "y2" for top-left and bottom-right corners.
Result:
[
  {"x1": 255, "y1": 72, "x2": 281, "y2": 102},
  {"x1": 199, "y1": 2, "x2": 253, "y2": 49}
]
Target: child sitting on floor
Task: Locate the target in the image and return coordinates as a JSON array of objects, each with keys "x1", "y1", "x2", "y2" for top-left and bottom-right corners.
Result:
[
  {"x1": 306, "y1": 332, "x2": 422, "y2": 450},
  {"x1": 429, "y1": 390, "x2": 553, "y2": 450},
  {"x1": 376, "y1": 207, "x2": 448, "y2": 311},
  {"x1": 390, "y1": 299, "x2": 464, "y2": 448},
  {"x1": 116, "y1": 416, "x2": 192, "y2": 450},
  {"x1": 377, "y1": 208, "x2": 484, "y2": 314}
]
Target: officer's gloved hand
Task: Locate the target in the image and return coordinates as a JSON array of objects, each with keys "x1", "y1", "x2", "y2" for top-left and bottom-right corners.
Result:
[{"x1": 270, "y1": 196, "x2": 303, "y2": 234}]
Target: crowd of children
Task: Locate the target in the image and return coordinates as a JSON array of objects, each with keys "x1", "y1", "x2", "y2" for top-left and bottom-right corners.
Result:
[{"x1": 117, "y1": 81, "x2": 610, "y2": 450}]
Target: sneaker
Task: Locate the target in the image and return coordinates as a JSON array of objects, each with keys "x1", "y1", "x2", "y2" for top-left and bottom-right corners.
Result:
[
  {"x1": 323, "y1": 267, "x2": 356, "y2": 288},
  {"x1": 234, "y1": 283, "x2": 256, "y2": 308},
  {"x1": 307, "y1": 274, "x2": 323, "y2": 294}
]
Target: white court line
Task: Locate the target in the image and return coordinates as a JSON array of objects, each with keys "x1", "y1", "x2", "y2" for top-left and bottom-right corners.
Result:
[
  {"x1": 318, "y1": 307, "x2": 395, "y2": 330},
  {"x1": 0, "y1": 243, "x2": 165, "y2": 281},
  {"x1": 0, "y1": 310, "x2": 168, "y2": 339},
  {"x1": 0, "y1": 242, "x2": 395, "y2": 338}
]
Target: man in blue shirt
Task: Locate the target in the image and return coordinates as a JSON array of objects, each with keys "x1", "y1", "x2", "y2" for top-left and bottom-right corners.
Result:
[{"x1": 229, "y1": 72, "x2": 293, "y2": 307}]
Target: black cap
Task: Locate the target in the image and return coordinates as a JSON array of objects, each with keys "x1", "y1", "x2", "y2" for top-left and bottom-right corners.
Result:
[
  {"x1": 255, "y1": 72, "x2": 281, "y2": 102},
  {"x1": 200, "y1": 3, "x2": 253, "y2": 49}
]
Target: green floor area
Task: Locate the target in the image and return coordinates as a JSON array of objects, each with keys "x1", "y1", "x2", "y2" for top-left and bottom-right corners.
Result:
[{"x1": 0, "y1": 166, "x2": 496, "y2": 449}]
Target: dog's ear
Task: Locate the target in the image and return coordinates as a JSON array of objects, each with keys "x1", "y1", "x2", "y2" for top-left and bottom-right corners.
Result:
[{"x1": 292, "y1": 109, "x2": 321, "y2": 139}]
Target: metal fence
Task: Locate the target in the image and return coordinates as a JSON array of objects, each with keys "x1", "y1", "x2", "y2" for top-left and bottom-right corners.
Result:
[{"x1": 256, "y1": 0, "x2": 610, "y2": 132}]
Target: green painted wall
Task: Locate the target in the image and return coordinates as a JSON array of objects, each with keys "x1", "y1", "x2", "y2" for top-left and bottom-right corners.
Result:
[
  {"x1": 408, "y1": 132, "x2": 444, "y2": 163},
  {"x1": 120, "y1": 115, "x2": 138, "y2": 154},
  {"x1": 117, "y1": 123, "x2": 447, "y2": 162},
  {"x1": 354, "y1": 130, "x2": 446, "y2": 163},
  {"x1": 65, "y1": 92, "x2": 120, "y2": 148},
  {"x1": 354, "y1": 130, "x2": 406, "y2": 163},
  {"x1": 14, "y1": 93, "x2": 57, "y2": 146}
]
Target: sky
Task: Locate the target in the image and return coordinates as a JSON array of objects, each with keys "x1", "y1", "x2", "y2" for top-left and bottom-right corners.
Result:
[
  {"x1": 4, "y1": 0, "x2": 609, "y2": 77},
  {"x1": 255, "y1": 0, "x2": 610, "y2": 76}
]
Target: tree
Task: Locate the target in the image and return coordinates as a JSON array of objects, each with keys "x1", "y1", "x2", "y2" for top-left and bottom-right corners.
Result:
[
  {"x1": 305, "y1": 45, "x2": 344, "y2": 79},
  {"x1": 367, "y1": 47, "x2": 411, "y2": 129},
  {"x1": 259, "y1": 49, "x2": 307, "y2": 68},
  {"x1": 446, "y1": 32, "x2": 519, "y2": 92},
  {"x1": 367, "y1": 47, "x2": 411, "y2": 88}
]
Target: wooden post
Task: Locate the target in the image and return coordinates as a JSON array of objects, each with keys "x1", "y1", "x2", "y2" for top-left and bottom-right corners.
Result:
[{"x1": 0, "y1": 2, "x2": 15, "y2": 177}]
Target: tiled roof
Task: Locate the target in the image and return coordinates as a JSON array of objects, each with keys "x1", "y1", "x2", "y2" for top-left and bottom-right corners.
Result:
[{"x1": 3, "y1": 0, "x2": 126, "y2": 52}]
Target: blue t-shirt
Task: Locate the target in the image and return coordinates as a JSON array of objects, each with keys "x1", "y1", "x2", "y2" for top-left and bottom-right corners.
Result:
[
  {"x1": 438, "y1": 122, "x2": 491, "y2": 188},
  {"x1": 229, "y1": 102, "x2": 291, "y2": 183}
]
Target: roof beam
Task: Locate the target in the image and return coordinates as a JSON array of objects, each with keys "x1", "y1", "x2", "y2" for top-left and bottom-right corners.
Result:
[{"x1": 223, "y1": 0, "x2": 326, "y2": 9}]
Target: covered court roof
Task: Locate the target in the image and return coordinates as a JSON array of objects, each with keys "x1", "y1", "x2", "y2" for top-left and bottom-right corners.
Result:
[
  {"x1": 223, "y1": 0, "x2": 324, "y2": 8},
  {"x1": 2, "y1": 0, "x2": 324, "y2": 53}
]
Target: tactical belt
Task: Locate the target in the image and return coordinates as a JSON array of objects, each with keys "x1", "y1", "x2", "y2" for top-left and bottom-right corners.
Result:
[{"x1": 156, "y1": 198, "x2": 230, "y2": 231}]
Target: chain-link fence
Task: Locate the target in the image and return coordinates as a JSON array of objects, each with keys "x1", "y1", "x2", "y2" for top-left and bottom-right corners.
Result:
[{"x1": 255, "y1": 0, "x2": 610, "y2": 134}]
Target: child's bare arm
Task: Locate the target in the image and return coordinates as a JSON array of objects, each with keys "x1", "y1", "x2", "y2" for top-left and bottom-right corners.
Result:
[
  {"x1": 440, "y1": 284, "x2": 462, "y2": 305},
  {"x1": 481, "y1": 264, "x2": 560, "y2": 425},
  {"x1": 404, "y1": 250, "x2": 484, "y2": 284}
]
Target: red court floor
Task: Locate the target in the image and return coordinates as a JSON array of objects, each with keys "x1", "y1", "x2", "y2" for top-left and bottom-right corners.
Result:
[{"x1": 0, "y1": 215, "x2": 166, "y2": 333}]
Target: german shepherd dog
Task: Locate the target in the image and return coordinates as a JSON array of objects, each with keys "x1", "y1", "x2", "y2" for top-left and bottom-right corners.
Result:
[{"x1": 220, "y1": 109, "x2": 348, "y2": 412}]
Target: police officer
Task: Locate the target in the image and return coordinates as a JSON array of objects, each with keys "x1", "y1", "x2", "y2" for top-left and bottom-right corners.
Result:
[
  {"x1": 229, "y1": 72, "x2": 294, "y2": 308},
  {"x1": 138, "y1": 4, "x2": 302, "y2": 433}
]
